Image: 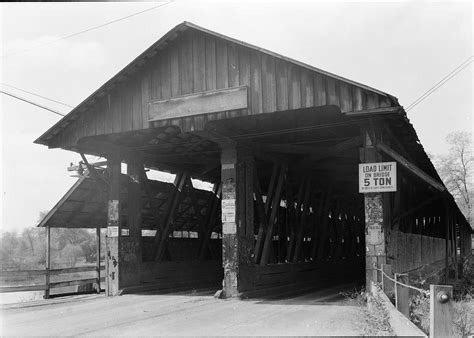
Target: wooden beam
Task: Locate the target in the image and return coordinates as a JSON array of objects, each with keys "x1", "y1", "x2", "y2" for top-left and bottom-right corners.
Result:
[
  {"x1": 199, "y1": 183, "x2": 221, "y2": 260},
  {"x1": 343, "y1": 106, "x2": 402, "y2": 117},
  {"x1": 287, "y1": 177, "x2": 306, "y2": 262},
  {"x1": 153, "y1": 172, "x2": 188, "y2": 261},
  {"x1": 80, "y1": 153, "x2": 109, "y2": 187},
  {"x1": 253, "y1": 166, "x2": 270, "y2": 263},
  {"x1": 307, "y1": 136, "x2": 362, "y2": 162},
  {"x1": 139, "y1": 165, "x2": 164, "y2": 233},
  {"x1": 375, "y1": 142, "x2": 445, "y2": 192},
  {"x1": 259, "y1": 165, "x2": 286, "y2": 266},
  {"x1": 149, "y1": 86, "x2": 248, "y2": 121},
  {"x1": 393, "y1": 191, "x2": 444, "y2": 223},
  {"x1": 313, "y1": 188, "x2": 333, "y2": 260},
  {"x1": 293, "y1": 178, "x2": 312, "y2": 263},
  {"x1": 185, "y1": 178, "x2": 208, "y2": 238}
]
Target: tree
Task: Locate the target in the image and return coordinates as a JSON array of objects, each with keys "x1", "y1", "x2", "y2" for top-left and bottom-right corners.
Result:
[{"x1": 434, "y1": 131, "x2": 473, "y2": 225}]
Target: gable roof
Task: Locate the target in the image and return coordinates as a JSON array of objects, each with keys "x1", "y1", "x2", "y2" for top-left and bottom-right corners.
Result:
[{"x1": 35, "y1": 21, "x2": 397, "y2": 147}]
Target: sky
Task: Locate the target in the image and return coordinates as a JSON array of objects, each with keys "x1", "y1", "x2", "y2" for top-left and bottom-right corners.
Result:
[{"x1": 0, "y1": 0, "x2": 472, "y2": 233}]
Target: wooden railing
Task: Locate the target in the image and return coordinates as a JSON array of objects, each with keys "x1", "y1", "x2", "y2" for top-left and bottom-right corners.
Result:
[{"x1": 0, "y1": 264, "x2": 105, "y2": 296}]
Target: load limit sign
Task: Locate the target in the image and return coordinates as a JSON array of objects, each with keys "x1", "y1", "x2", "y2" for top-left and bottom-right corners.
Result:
[{"x1": 359, "y1": 161, "x2": 397, "y2": 193}]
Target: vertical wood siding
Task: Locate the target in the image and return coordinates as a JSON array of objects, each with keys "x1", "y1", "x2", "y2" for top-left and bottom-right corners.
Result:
[{"x1": 49, "y1": 29, "x2": 393, "y2": 148}]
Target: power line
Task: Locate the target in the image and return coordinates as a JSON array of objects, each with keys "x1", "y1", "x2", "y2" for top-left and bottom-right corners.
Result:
[
  {"x1": 406, "y1": 56, "x2": 473, "y2": 112},
  {"x1": 1, "y1": 83, "x2": 73, "y2": 107},
  {"x1": 1, "y1": 1, "x2": 174, "y2": 59},
  {"x1": 1, "y1": 90, "x2": 66, "y2": 117}
]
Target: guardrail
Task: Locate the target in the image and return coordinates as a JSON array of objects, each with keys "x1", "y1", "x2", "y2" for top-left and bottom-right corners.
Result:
[
  {"x1": 372, "y1": 264, "x2": 454, "y2": 337},
  {"x1": 0, "y1": 264, "x2": 105, "y2": 297}
]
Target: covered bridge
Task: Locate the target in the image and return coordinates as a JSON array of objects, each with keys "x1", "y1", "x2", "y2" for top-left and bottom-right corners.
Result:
[{"x1": 36, "y1": 22, "x2": 472, "y2": 297}]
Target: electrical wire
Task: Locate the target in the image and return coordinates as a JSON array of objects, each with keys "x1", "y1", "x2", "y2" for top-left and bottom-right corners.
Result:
[
  {"x1": 1, "y1": 83, "x2": 73, "y2": 107},
  {"x1": 1, "y1": 90, "x2": 66, "y2": 117},
  {"x1": 406, "y1": 56, "x2": 473, "y2": 112},
  {"x1": 1, "y1": 1, "x2": 175, "y2": 59}
]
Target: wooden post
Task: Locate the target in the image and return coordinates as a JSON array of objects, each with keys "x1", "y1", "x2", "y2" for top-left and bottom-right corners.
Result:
[
  {"x1": 430, "y1": 284, "x2": 453, "y2": 338},
  {"x1": 119, "y1": 159, "x2": 144, "y2": 286},
  {"x1": 381, "y1": 264, "x2": 393, "y2": 295},
  {"x1": 44, "y1": 225, "x2": 51, "y2": 299},
  {"x1": 106, "y1": 155, "x2": 121, "y2": 296},
  {"x1": 361, "y1": 129, "x2": 386, "y2": 290},
  {"x1": 220, "y1": 145, "x2": 254, "y2": 297},
  {"x1": 395, "y1": 273, "x2": 409, "y2": 318},
  {"x1": 96, "y1": 226, "x2": 101, "y2": 293},
  {"x1": 444, "y1": 200, "x2": 449, "y2": 281}
]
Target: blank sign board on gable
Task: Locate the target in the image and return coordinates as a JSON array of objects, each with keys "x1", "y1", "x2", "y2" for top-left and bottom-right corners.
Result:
[{"x1": 359, "y1": 162, "x2": 397, "y2": 193}]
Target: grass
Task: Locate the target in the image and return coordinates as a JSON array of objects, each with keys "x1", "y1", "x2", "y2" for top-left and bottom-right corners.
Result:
[{"x1": 341, "y1": 285, "x2": 394, "y2": 336}]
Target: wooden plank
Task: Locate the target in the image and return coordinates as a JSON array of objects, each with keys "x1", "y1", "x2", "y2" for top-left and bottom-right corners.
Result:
[
  {"x1": 288, "y1": 64, "x2": 301, "y2": 109},
  {"x1": 205, "y1": 36, "x2": 216, "y2": 91},
  {"x1": 301, "y1": 70, "x2": 314, "y2": 108},
  {"x1": 227, "y1": 42, "x2": 239, "y2": 88},
  {"x1": 0, "y1": 270, "x2": 46, "y2": 278},
  {"x1": 275, "y1": 58, "x2": 289, "y2": 111},
  {"x1": 121, "y1": 85, "x2": 133, "y2": 132},
  {"x1": 192, "y1": 32, "x2": 206, "y2": 93},
  {"x1": 429, "y1": 285, "x2": 453, "y2": 338},
  {"x1": 149, "y1": 86, "x2": 248, "y2": 121},
  {"x1": 49, "y1": 265, "x2": 105, "y2": 275},
  {"x1": 179, "y1": 32, "x2": 193, "y2": 95},
  {"x1": 327, "y1": 77, "x2": 338, "y2": 106},
  {"x1": 238, "y1": 46, "x2": 250, "y2": 87},
  {"x1": 160, "y1": 50, "x2": 172, "y2": 100},
  {"x1": 141, "y1": 71, "x2": 151, "y2": 129},
  {"x1": 104, "y1": 94, "x2": 113, "y2": 134},
  {"x1": 352, "y1": 86, "x2": 364, "y2": 111},
  {"x1": 132, "y1": 76, "x2": 142, "y2": 130},
  {"x1": 111, "y1": 89, "x2": 121, "y2": 133},
  {"x1": 50, "y1": 278, "x2": 98, "y2": 288},
  {"x1": 0, "y1": 285, "x2": 48, "y2": 293},
  {"x1": 339, "y1": 82, "x2": 352, "y2": 112},
  {"x1": 376, "y1": 142, "x2": 445, "y2": 192},
  {"x1": 215, "y1": 38, "x2": 228, "y2": 89},
  {"x1": 170, "y1": 43, "x2": 180, "y2": 97},
  {"x1": 250, "y1": 50, "x2": 263, "y2": 114},
  {"x1": 95, "y1": 98, "x2": 106, "y2": 136},
  {"x1": 261, "y1": 54, "x2": 277, "y2": 113},
  {"x1": 313, "y1": 73, "x2": 327, "y2": 106}
]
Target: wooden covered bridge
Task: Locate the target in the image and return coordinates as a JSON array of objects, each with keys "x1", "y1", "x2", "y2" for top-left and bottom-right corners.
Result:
[{"x1": 36, "y1": 22, "x2": 472, "y2": 298}]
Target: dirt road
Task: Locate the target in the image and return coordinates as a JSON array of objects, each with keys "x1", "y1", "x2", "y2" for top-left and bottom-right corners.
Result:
[{"x1": 1, "y1": 285, "x2": 365, "y2": 336}]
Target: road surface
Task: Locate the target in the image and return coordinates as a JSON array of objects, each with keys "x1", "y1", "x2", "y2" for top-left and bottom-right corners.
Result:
[{"x1": 1, "y1": 284, "x2": 365, "y2": 336}]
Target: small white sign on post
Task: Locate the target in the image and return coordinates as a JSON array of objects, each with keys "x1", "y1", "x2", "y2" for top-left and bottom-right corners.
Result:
[{"x1": 359, "y1": 162, "x2": 397, "y2": 193}]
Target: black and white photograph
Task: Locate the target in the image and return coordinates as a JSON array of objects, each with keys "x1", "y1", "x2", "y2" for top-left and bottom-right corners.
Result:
[{"x1": 0, "y1": 0, "x2": 472, "y2": 336}]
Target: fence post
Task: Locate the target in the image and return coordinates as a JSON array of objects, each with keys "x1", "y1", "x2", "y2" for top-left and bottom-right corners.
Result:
[
  {"x1": 381, "y1": 264, "x2": 392, "y2": 295},
  {"x1": 395, "y1": 273, "x2": 409, "y2": 317},
  {"x1": 430, "y1": 284, "x2": 453, "y2": 338},
  {"x1": 96, "y1": 226, "x2": 101, "y2": 294},
  {"x1": 44, "y1": 225, "x2": 51, "y2": 299}
]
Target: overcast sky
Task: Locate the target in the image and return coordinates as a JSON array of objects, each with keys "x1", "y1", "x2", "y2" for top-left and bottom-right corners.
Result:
[{"x1": 0, "y1": 0, "x2": 472, "y2": 233}]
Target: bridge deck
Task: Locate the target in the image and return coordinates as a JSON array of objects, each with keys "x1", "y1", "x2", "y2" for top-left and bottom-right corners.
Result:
[{"x1": 1, "y1": 284, "x2": 364, "y2": 336}]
